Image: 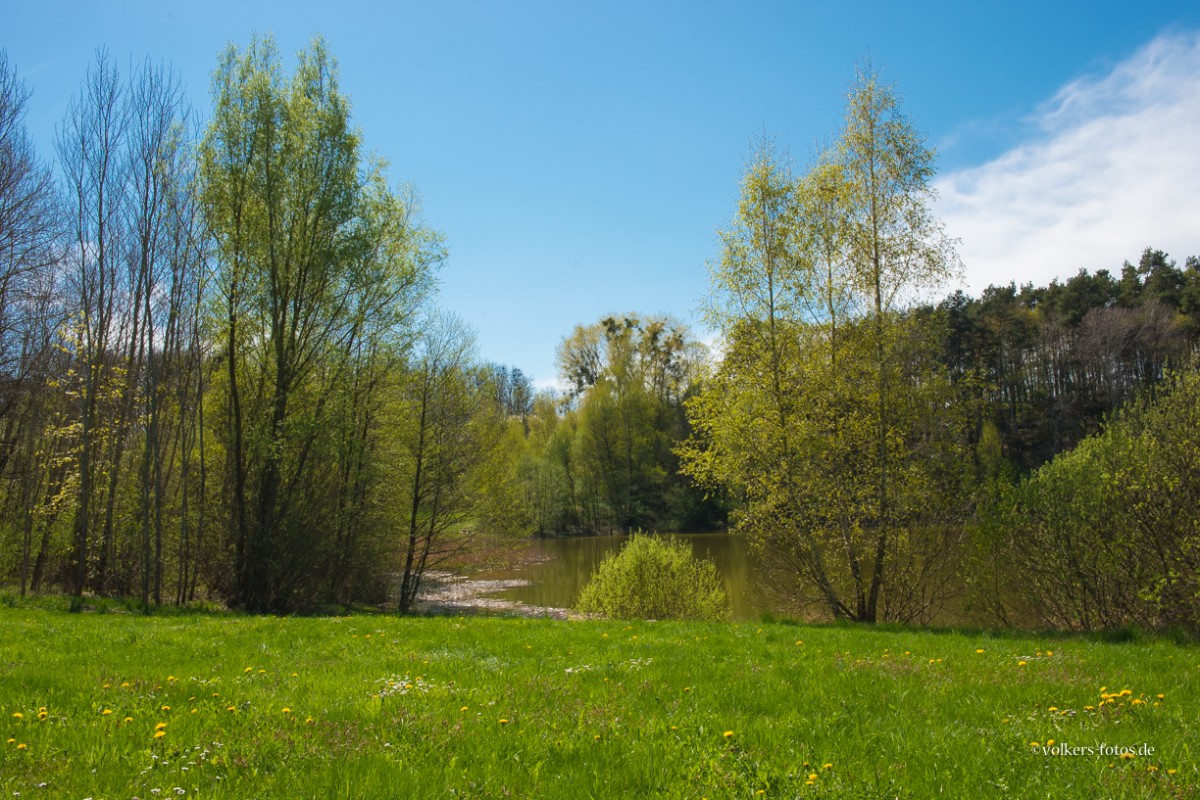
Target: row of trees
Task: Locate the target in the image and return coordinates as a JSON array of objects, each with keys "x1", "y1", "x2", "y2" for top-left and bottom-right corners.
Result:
[
  {"x1": 674, "y1": 65, "x2": 1200, "y2": 626},
  {"x1": 0, "y1": 41, "x2": 517, "y2": 612},
  {"x1": 934, "y1": 249, "x2": 1200, "y2": 471},
  {"x1": 4, "y1": 40, "x2": 1197, "y2": 627}
]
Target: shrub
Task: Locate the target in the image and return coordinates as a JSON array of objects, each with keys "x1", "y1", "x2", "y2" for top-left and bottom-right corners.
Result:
[{"x1": 575, "y1": 534, "x2": 730, "y2": 621}]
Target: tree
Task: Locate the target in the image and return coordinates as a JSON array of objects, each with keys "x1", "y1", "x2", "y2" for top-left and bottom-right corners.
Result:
[
  {"x1": 394, "y1": 314, "x2": 503, "y2": 613},
  {"x1": 200, "y1": 36, "x2": 439, "y2": 611},
  {"x1": 551, "y1": 313, "x2": 706, "y2": 533},
  {"x1": 838, "y1": 62, "x2": 960, "y2": 621},
  {"x1": 987, "y1": 366, "x2": 1200, "y2": 630},
  {"x1": 683, "y1": 67, "x2": 963, "y2": 623},
  {"x1": 56, "y1": 51, "x2": 128, "y2": 598},
  {"x1": 0, "y1": 51, "x2": 64, "y2": 597}
]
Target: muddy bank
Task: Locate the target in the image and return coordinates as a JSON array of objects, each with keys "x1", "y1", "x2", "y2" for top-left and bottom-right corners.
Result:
[{"x1": 413, "y1": 571, "x2": 571, "y2": 619}]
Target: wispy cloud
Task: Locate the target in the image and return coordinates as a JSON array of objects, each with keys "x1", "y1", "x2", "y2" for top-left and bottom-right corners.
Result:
[{"x1": 936, "y1": 31, "x2": 1200, "y2": 294}]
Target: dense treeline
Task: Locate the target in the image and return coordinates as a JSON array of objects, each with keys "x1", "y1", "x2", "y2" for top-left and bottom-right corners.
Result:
[
  {"x1": 3, "y1": 41, "x2": 1198, "y2": 627},
  {"x1": 980, "y1": 368, "x2": 1200, "y2": 630},
  {"x1": 0, "y1": 41, "x2": 516, "y2": 612},
  {"x1": 933, "y1": 248, "x2": 1200, "y2": 473},
  {"x1": 514, "y1": 314, "x2": 722, "y2": 535},
  {"x1": 674, "y1": 63, "x2": 1200, "y2": 625}
]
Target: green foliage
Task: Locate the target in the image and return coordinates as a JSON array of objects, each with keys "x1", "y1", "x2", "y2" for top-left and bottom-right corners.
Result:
[
  {"x1": 683, "y1": 65, "x2": 963, "y2": 623},
  {"x1": 199, "y1": 35, "x2": 440, "y2": 611},
  {"x1": 987, "y1": 367, "x2": 1200, "y2": 630},
  {"x1": 513, "y1": 314, "x2": 716, "y2": 535},
  {"x1": 576, "y1": 534, "x2": 729, "y2": 621}
]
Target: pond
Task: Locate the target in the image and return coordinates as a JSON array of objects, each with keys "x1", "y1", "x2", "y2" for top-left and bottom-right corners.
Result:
[{"x1": 475, "y1": 533, "x2": 777, "y2": 620}]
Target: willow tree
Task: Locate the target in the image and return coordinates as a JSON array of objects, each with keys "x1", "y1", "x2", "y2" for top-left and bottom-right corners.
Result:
[{"x1": 200, "y1": 36, "x2": 438, "y2": 611}]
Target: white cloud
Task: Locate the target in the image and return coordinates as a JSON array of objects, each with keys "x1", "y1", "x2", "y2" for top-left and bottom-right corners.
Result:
[{"x1": 935, "y1": 31, "x2": 1200, "y2": 294}]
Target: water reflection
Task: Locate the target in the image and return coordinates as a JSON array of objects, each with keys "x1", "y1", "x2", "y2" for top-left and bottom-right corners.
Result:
[{"x1": 480, "y1": 533, "x2": 772, "y2": 620}]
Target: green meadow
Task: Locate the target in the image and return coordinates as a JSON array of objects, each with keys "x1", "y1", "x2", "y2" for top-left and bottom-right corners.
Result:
[{"x1": 1, "y1": 606, "x2": 1196, "y2": 799}]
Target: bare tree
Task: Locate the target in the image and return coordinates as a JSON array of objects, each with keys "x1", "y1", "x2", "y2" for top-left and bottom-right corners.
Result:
[{"x1": 0, "y1": 53, "x2": 64, "y2": 595}]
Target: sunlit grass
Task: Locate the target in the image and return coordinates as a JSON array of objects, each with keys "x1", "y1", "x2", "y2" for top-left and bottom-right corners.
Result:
[{"x1": 1, "y1": 607, "x2": 1196, "y2": 798}]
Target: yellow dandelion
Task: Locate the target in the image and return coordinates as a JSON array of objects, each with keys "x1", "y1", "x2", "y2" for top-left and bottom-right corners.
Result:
[
  {"x1": 244, "y1": 667, "x2": 253, "y2": 673},
  {"x1": 1046, "y1": 650, "x2": 1053, "y2": 656},
  {"x1": 226, "y1": 705, "x2": 236, "y2": 712},
  {"x1": 281, "y1": 707, "x2": 291, "y2": 714},
  {"x1": 1030, "y1": 742, "x2": 1040, "y2": 747},
  {"x1": 16, "y1": 743, "x2": 27, "y2": 750},
  {"x1": 1047, "y1": 739, "x2": 1055, "y2": 746},
  {"x1": 101, "y1": 709, "x2": 113, "y2": 716},
  {"x1": 102, "y1": 683, "x2": 110, "y2": 689},
  {"x1": 1157, "y1": 693, "x2": 1165, "y2": 699},
  {"x1": 1168, "y1": 769, "x2": 1177, "y2": 775},
  {"x1": 1048, "y1": 706, "x2": 1058, "y2": 711},
  {"x1": 11, "y1": 712, "x2": 23, "y2": 720},
  {"x1": 153, "y1": 730, "x2": 165, "y2": 739},
  {"x1": 723, "y1": 730, "x2": 734, "y2": 738},
  {"x1": 1001, "y1": 718, "x2": 1010, "y2": 724},
  {"x1": 1147, "y1": 766, "x2": 1159, "y2": 772},
  {"x1": 37, "y1": 711, "x2": 47, "y2": 721},
  {"x1": 498, "y1": 718, "x2": 509, "y2": 725},
  {"x1": 670, "y1": 725, "x2": 678, "y2": 731},
  {"x1": 594, "y1": 734, "x2": 601, "y2": 740},
  {"x1": 212, "y1": 692, "x2": 219, "y2": 697},
  {"x1": 167, "y1": 675, "x2": 176, "y2": 682},
  {"x1": 796, "y1": 640, "x2": 803, "y2": 646},
  {"x1": 460, "y1": 706, "x2": 469, "y2": 712},
  {"x1": 124, "y1": 717, "x2": 133, "y2": 723},
  {"x1": 1120, "y1": 752, "x2": 1134, "y2": 760},
  {"x1": 1018, "y1": 660, "x2": 1027, "y2": 666},
  {"x1": 161, "y1": 705, "x2": 170, "y2": 712},
  {"x1": 292, "y1": 673, "x2": 298, "y2": 678},
  {"x1": 976, "y1": 649, "x2": 985, "y2": 654},
  {"x1": 155, "y1": 722, "x2": 167, "y2": 731},
  {"x1": 5, "y1": 738, "x2": 14, "y2": 744},
  {"x1": 257, "y1": 669, "x2": 266, "y2": 675},
  {"x1": 120, "y1": 682, "x2": 130, "y2": 688},
  {"x1": 191, "y1": 709, "x2": 198, "y2": 715},
  {"x1": 683, "y1": 687, "x2": 691, "y2": 693},
  {"x1": 823, "y1": 763, "x2": 833, "y2": 769},
  {"x1": 305, "y1": 717, "x2": 314, "y2": 724}
]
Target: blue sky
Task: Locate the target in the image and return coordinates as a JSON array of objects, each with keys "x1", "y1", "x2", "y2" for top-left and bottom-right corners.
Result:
[{"x1": 7, "y1": 1, "x2": 1200, "y2": 387}]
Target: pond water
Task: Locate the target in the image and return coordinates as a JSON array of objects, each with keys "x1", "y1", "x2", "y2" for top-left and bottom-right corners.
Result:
[{"x1": 478, "y1": 533, "x2": 776, "y2": 620}]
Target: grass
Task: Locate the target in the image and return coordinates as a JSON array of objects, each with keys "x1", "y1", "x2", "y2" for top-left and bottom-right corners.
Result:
[{"x1": 1, "y1": 606, "x2": 1196, "y2": 799}]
